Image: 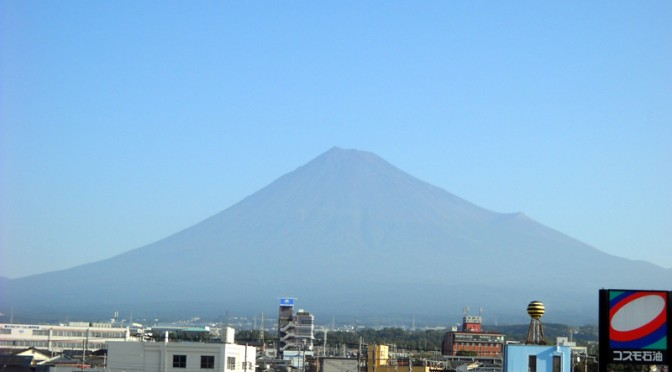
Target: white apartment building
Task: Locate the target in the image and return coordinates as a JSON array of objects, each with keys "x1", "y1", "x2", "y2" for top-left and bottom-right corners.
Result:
[
  {"x1": 0, "y1": 322, "x2": 131, "y2": 352},
  {"x1": 106, "y1": 328, "x2": 255, "y2": 372}
]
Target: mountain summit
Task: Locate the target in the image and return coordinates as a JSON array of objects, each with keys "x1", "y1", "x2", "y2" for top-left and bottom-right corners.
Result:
[{"x1": 2, "y1": 148, "x2": 670, "y2": 323}]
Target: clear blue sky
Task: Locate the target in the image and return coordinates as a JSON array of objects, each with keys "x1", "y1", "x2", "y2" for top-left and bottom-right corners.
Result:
[{"x1": 1, "y1": 1, "x2": 670, "y2": 279}]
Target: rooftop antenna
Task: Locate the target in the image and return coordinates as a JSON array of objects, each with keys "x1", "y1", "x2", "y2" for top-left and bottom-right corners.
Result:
[
  {"x1": 259, "y1": 312, "x2": 265, "y2": 352},
  {"x1": 323, "y1": 328, "x2": 328, "y2": 356}
]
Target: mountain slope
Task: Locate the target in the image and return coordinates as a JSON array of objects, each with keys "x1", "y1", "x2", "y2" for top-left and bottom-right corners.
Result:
[{"x1": 2, "y1": 147, "x2": 670, "y2": 323}]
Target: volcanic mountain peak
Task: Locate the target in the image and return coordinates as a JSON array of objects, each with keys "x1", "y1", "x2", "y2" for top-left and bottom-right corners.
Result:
[
  {"x1": 250, "y1": 147, "x2": 490, "y2": 221},
  {"x1": 2, "y1": 147, "x2": 670, "y2": 324}
]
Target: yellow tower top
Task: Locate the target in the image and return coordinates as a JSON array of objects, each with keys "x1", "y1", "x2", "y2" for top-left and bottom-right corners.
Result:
[{"x1": 527, "y1": 301, "x2": 545, "y2": 319}]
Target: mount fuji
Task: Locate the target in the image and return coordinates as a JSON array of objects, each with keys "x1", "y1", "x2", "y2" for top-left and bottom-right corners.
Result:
[{"x1": 2, "y1": 148, "x2": 670, "y2": 324}]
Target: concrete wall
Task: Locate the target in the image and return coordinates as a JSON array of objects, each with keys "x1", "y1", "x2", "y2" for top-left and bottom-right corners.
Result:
[{"x1": 319, "y1": 358, "x2": 358, "y2": 372}]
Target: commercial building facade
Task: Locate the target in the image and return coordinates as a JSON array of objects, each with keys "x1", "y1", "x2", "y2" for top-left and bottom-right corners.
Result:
[
  {"x1": 441, "y1": 315, "x2": 504, "y2": 357},
  {"x1": 0, "y1": 323, "x2": 131, "y2": 352},
  {"x1": 277, "y1": 298, "x2": 314, "y2": 360}
]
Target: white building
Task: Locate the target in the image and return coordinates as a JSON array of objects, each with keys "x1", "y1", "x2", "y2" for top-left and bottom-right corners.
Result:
[
  {"x1": 106, "y1": 328, "x2": 255, "y2": 372},
  {"x1": 0, "y1": 322, "x2": 131, "y2": 352}
]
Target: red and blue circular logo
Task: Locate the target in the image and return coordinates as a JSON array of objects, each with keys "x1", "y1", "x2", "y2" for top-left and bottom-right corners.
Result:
[{"x1": 609, "y1": 291, "x2": 667, "y2": 349}]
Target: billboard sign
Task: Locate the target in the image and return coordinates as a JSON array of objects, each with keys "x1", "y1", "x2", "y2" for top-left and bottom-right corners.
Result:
[
  {"x1": 280, "y1": 297, "x2": 295, "y2": 306},
  {"x1": 599, "y1": 289, "x2": 671, "y2": 369}
]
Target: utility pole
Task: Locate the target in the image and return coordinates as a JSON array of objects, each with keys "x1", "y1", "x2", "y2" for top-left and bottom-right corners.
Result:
[
  {"x1": 301, "y1": 339, "x2": 307, "y2": 372},
  {"x1": 323, "y1": 329, "x2": 328, "y2": 357},
  {"x1": 81, "y1": 339, "x2": 85, "y2": 372},
  {"x1": 358, "y1": 337, "x2": 362, "y2": 372},
  {"x1": 260, "y1": 312, "x2": 265, "y2": 352}
]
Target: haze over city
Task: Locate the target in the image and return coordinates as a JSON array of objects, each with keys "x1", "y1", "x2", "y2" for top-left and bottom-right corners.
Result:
[{"x1": 1, "y1": 1, "x2": 671, "y2": 280}]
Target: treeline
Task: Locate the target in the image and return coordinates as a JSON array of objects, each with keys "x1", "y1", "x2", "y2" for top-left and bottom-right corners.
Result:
[
  {"x1": 235, "y1": 328, "x2": 444, "y2": 351},
  {"x1": 320, "y1": 328, "x2": 445, "y2": 351},
  {"x1": 236, "y1": 323, "x2": 598, "y2": 352}
]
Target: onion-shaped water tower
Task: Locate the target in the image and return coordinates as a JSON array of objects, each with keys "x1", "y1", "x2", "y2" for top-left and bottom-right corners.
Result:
[{"x1": 526, "y1": 300, "x2": 547, "y2": 344}]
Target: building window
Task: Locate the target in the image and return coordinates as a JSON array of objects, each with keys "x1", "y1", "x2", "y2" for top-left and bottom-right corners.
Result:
[
  {"x1": 553, "y1": 355, "x2": 561, "y2": 372},
  {"x1": 528, "y1": 355, "x2": 537, "y2": 372},
  {"x1": 227, "y1": 357, "x2": 236, "y2": 370},
  {"x1": 201, "y1": 355, "x2": 215, "y2": 369},
  {"x1": 173, "y1": 355, "x2": 187, "y2": 368}
]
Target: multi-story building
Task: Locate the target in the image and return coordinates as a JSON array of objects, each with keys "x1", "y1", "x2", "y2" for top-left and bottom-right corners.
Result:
[
  {"x1": 0, "y1": 322, "x2": 131, "y2": 352},
  {"x1": 277, "y1": 297, "x2": 296, "y2": 357},
  {"x1": 295, "y1": 310, "x2": 315, "y2": 347},
  {"x1": 441, "y1": 314, "x2": 504, "y2": 357},
  {"x1": 107, "y1": 327, "x2": 255, "y2": 372},
  {"x1": 277, "y1": 298, "x2": 315, "y2": 369},
  {"x1": 277, "y1": 298, "x2": 314, "y2": 356}
]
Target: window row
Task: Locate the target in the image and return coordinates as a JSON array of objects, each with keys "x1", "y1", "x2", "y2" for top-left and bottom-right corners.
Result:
[
  {"x1": 528, "y1": 355, "x2": 562, "y2": 372},
  {"x1": 0, "y1": 340, "x2": 103, "y2": 349},
  {"x1": 457, "y1": 342, "x2": 501, "y2": 347},
  {"x1": 49, "y1": 330, "x2": 126, "y2": 338},
  {"x1": 172, "y1": 355, "x2": 225, "y2": 369}
]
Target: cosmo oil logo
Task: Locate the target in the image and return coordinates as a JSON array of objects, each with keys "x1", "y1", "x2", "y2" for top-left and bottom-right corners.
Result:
[{"x1": 609, "y1": 290, "x2": 667, "y2": 350}]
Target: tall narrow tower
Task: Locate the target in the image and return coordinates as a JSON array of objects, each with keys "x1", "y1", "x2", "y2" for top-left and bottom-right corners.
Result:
[
  {"x1": 277, "y1": 297, "x2": 315, "y2": 365},
  {"x1": 277, "y1": 298, "x2": 295, "y2": 358},
  {"x1": 526, "y1": 300, "x2": 546, "y2": 344}
]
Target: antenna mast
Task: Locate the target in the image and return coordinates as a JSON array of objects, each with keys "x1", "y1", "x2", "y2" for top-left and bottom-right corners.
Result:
[{"x1": 260, "y1": 312, "x2": 265, "y2": 351}]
